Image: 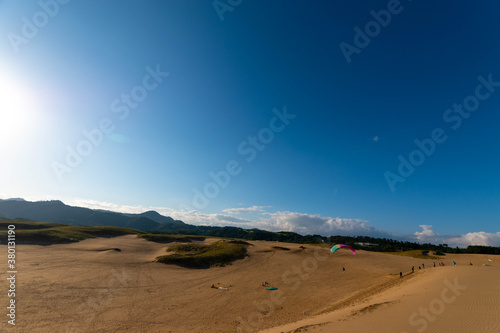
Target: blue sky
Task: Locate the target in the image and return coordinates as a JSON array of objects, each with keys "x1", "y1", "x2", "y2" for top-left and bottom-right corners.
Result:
[{"x1": 1, "y1": 0, "x2": 499, "y2": 246}]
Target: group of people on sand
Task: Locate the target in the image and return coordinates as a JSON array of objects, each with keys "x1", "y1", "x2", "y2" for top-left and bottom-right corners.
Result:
[{"x1": 405, "y1": 259, "x2": 475, "y2": 276}]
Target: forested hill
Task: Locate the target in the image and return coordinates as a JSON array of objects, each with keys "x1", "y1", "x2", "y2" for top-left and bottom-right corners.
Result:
[{"x1": 154, "y1": 223, "x2": 500, "y2": 255}]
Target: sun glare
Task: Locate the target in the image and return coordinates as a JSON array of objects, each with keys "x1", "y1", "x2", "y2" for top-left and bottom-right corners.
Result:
[{"x1": 0, "y1": 73, "x2": 37, "y2": 147}]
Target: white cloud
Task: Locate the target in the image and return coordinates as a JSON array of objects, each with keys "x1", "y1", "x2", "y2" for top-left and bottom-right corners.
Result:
[
  {"x1": 445, "y1": 232, "x2": 500, "y2": 248},
  {"x1": 373, "y1": 136, "x2": 379, "y2": 142},
  {"x1": 222, "y1": 206, "x2": 268, "y2": 214},
  {"x1": 414, "y1": 224, "x2": 438, "y2": 242},
  {"x1": 413, "y1": 225, "x2": 500, "y2": 247},
  {"x1": 171, "y1": 210, "x2": 389, "y2": 238},
  {"x1": 69, "y1": 199, "x2": 148, "y2": 214},
  {"x1": 214, "y1": 214, "x2": 252, "y2": 223},
  {"x1": 254, "y1": 211, "x2": 388, "y2": 237}
]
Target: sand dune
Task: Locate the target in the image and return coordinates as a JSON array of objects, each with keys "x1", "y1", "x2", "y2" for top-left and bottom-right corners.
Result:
[
  {"x1": 0, "y1": 235, "x2": 497, "y2": 332},
  {"x1": 262, "y1": 264, "x2": 500, "y2": 333}
]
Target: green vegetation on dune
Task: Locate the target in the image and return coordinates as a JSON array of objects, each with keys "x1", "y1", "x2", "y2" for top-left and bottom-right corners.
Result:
[
  {"x1": 0, "y1": 219, "x2": 143, "y2": 244},
  {"x1": 137, "y1": 233, "x2": 206, "y2": 243},
  {"x1": 155, "y1": 240, "x2": 249, "y2": 268},
  {"x1": 384, "y1": 250, "x2": 441, "y2": 260},
  {"x1": 0, "y1": 219, "x2": 68, "y2": 229}
]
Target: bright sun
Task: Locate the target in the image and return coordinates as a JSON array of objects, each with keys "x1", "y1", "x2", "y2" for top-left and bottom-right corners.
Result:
[{"x1": 0, "y1": 74, "x2": 36, "y2": 146}]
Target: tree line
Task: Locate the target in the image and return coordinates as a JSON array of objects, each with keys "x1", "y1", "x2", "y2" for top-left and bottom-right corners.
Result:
[{"x1": 154, "y1": 224, "x2": 500, "y2": 254}]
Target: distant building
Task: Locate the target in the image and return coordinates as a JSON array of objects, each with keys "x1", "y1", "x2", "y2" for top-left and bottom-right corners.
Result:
[{"x1": 354, "y1": 242, "x2": 379, "y2": 247}]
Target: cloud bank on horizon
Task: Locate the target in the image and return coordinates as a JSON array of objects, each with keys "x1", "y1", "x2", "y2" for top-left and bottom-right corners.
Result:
[
  {"x1": 66, "y1": 198, "x2": 500, "y2": 248},
  {"x1": 414, "y1": 224, "x2": 500, "y2": 249}
]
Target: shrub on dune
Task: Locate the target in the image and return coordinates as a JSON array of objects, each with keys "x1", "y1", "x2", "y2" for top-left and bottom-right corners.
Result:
[{"x1": 155, "y1": 240, "x2": 248, "y2": 268}]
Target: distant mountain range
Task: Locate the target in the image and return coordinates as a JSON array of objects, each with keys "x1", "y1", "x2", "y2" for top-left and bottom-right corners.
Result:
[
  {"x1": 0, "y1": 198, "x2": 185, "y2": 232},
  {"x1": 1, "y1": 199, "x2": 499, "y2": 253}
]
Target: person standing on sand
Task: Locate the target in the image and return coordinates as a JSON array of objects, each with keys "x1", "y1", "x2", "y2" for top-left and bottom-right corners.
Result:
[
  {"x1": 412, "y1": 266, "x2": 414, "y2": 273},
  {"x1": 343, "y1": 267, "x2": 345, "y2": 272},
  {"x1": 433, "y1": 262, "x2": 436, "y2": 267},
  {"x1": 400, "y1": 272, "x2": 403, "y2": 278}
]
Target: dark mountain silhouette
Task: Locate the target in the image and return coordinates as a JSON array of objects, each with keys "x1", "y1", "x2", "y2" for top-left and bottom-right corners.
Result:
[
  {"x1": 0, "y1": 199, "x2": 185, "y2": 232},
  {"x1": 124, "y1": 216, "x2": 162, "y2": 230},
  {"x1": 132, "y1": 210, "x2": 184, "y2": 225}
]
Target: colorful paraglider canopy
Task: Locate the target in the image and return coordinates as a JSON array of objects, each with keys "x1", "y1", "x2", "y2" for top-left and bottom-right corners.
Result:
[{"x1": 330, "y1": 244, "x2": 356, "y2": 255}]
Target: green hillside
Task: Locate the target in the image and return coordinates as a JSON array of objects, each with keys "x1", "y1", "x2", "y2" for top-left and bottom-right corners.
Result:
[{"x1": 0, "y1": 219, "x2": 144, "y2": 244}]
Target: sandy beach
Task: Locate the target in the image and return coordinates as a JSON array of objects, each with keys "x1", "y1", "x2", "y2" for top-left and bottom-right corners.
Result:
[{"x1": 0, "y1": 235, "x2": 497, "y2": 332}]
